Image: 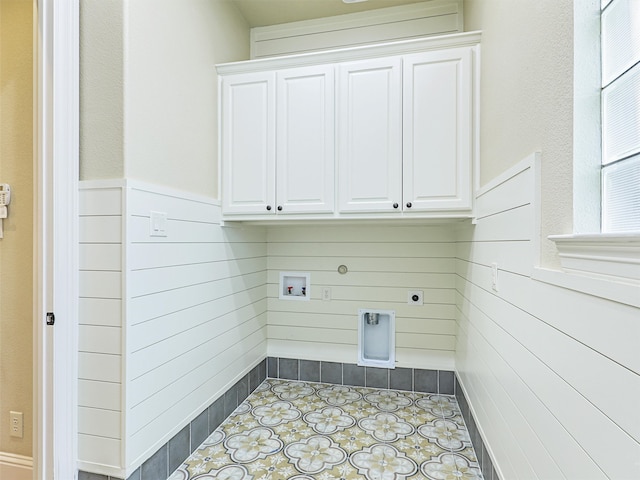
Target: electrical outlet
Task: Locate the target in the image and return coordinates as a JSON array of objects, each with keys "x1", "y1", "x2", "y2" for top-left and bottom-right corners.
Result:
[
  {"x1": 10, "y1": 411, "x2": 23, "y2": 438},
  {"x1": 491, "y1": 262, "x2": 499, "y2": 291},
  {"x1": 322, "y1": 287, "x2": 331, "y2": 301},
  {"x1": 408, "y1": 290, "x2": 423, "y2": 305}
]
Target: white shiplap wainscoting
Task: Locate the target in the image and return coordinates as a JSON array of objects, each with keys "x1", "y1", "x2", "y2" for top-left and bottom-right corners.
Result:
[
  {"x1": 79, "y1": 180, "x2": 268, "y2": 478},
  {"x1": 267, "y1": 224, "x2": 458, "y2": 370},
  {"x1": 455, "y1": 154, "x2": 640, "y2": 479},
  {"x1": 79, "y1": 182, "x2": 125, "y2": 472}
]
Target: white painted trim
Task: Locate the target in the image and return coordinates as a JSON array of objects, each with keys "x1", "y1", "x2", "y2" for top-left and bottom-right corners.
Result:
[
  {"x1": 219, "y1": 31, "x2": 482, "y2": 74},
  {"x1": 221, "y1": 215, "x2": 473, "y2": 226},
  {"x1": 475, "y1": 152, "x2": 540, "y2": 201},
  {"x1": 79, "y1": 178, "x2": 128, "y2": 190},
  {"x1": 80, "y1": 178, "x2": 221, "y2": 207},
  {"x1": 545, "y1": 233, "x2": 640, "y2": 287},
  {"x1": 473, "y1": 45, "x2": 481, "y2": 195},
  {"x1": 0, "y1": 452, "x2": 33, "y2": 469},
  {"x1": 532, "y1": 267, "x2": 640, "y2": 308},
  {"x1": 0, "y1": 453, "x2": 33, "y2": 480},
  {"x1": 33, "y1": 0, "x2": 49, "y2": 477},
  {"x1": 35, "y1": 0, "x2": 79, "y2": 479}
]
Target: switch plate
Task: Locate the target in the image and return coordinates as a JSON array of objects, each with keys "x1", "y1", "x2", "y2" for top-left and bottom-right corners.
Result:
[
  {"x1": 150, "y1": 211, "x2": 168, "y2": 237},
  {"x1": 322, "y1": 287, "x2": 331, "y2": 301},
  {"x1": 408, "y1": 290, "x2": 423, "y2": 305},
  {"x1": 10, "y1": 411, "x2": 23, "y2": 438}
]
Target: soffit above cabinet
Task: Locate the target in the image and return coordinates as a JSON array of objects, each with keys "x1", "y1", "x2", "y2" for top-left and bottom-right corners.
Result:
[
  {"x1": 246, "y1": 0, "x2": 464, "y2": 59},
  {"x1": 230, "y1": 0, "x2": 436, "y2": 28}
]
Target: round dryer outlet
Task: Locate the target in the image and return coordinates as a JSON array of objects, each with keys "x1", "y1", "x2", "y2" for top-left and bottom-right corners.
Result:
[{"x1": 407, "y1": 290, "x2": 424, "y2": 305}]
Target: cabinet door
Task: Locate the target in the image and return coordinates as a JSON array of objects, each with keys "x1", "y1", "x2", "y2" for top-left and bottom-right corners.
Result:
[
  {"x1": 337, "y1": 57, "x2": 402, "y2": 213},
  {"x1": 403, "y1": 47, "x2": 472, "y2": 211},
  {"x1": 276, "y1": 65, "x2": 335, "y2": 214},
  {"x1": 221, "y1": 72, "x2": 276, "y2": 215}
]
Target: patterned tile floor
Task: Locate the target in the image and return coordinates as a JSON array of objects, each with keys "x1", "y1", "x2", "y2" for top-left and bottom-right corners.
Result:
[{"x1": 169, "y1": 378, "x2": 483, "y2": 480}]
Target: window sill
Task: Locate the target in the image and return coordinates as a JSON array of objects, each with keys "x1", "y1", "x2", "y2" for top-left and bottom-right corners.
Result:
[{"x1": 532, "y1": 234, "x2": 640, "y2": 308}]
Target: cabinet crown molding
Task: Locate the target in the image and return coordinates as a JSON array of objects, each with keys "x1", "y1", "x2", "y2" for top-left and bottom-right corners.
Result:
[{"x1": 217, "y1": 31, "x2": 481, "y2": 75}]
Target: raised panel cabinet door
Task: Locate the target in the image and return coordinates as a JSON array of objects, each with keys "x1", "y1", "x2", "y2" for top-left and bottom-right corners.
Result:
[
  {"x1": 403, "y1": 47, "x2": 473, "y2": 211},
  {"x1": 221, "y1": 72, "x2": 276, "y2": 215},
  {"x1": 337, "y1": 57, "x2": 402, "y2": 213},
  {"x1": 276, "y1": 65, "x2": 335, "y2": 214}
]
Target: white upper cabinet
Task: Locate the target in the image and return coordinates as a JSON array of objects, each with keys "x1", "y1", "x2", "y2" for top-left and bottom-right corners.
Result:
[
  {"x1": 276, "y1": 65, "x2": 335, "y2": 214},
  {"x1": 337, "y1": 57, "x2": 402, "y2": 213},
  {"x1": 217, "y1": 32, "x2": 480, "y2": 221},
  {"x1": 403, "y1": 47, "x2": 473, "y2": 211},
  {"x1": 221, "y1": 71, "x2": 276, "y2": 215},
  {"x1": 221, "y1": 66, "x2": 334, "y2": 216}
]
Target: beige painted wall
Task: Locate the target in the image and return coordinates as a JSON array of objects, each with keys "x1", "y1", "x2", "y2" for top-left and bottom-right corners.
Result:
[
  {"x1": 0, "y1": 0, "x2": 33, "y2": 457},
  {"x1": 80, "y1": 0, "x2": 250, "y2": 198},
  {"x1": 464, "y1": 0, "x2": 574, "y2": 267},
  {"x1": 79, "y1": 0, "x2": 125, "y2": 180}
]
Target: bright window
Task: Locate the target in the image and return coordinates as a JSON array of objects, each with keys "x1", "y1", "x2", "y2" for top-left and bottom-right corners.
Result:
[{"x1": 600, "y1": 0, "x2": 640, "y2": 232}]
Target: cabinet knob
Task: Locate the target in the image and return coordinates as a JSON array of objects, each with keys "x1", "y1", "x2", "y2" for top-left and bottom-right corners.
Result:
[
  {"x1": 406, "y1": 202, "x2": 412, "y2": 208},
  {"x1": 393, "y1": 203, "x2": 399, "y2": 209},
  {"x1": 277, "y1": 205, "x2": 283, "y2": 211},
  {"x1": 266, "y1": 205, "x2": 272, "y2": 211}
]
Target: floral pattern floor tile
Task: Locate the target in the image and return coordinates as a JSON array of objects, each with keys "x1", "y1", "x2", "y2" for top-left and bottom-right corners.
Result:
[{"x1": 168, "y1": 379, "x2": 483, "y2": 480}]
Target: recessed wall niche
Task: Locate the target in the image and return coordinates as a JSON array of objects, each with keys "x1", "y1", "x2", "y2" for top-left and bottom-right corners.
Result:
[{"x1": 279, "y1": 272, "x2": 310, "y2": 301}]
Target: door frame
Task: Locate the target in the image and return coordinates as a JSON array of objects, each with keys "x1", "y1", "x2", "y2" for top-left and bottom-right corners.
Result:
[{"x1": 34, "y1": 0, "x2": 79, "y2": 478}]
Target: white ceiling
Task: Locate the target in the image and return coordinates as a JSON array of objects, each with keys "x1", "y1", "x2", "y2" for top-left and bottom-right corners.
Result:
[{"x1": 229, "y1": 0, "x2": 426, "y2": 28}]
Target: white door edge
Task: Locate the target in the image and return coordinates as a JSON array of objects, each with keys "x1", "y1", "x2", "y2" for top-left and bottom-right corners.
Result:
[{"x1": 34, "y1": 0, "x2": 79, "y2": 479}]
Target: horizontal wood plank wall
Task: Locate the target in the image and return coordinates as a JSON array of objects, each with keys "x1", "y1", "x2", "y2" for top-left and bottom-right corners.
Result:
[
  {"x1": 125, "y1": 184, "x2": 268, "y2": 471},
  {"x1": 78, "y1": 180, "x2": 268, "y2": 476},
  {"x1": 455, "y1": 155, "x2": 640, "y2": 479},
  {"x1": 79, "y1": 182, "x2": 126, "y2": 473},
  {"x1": 250, "y1": 0, "x2": 463, "y2": 59},
  {"x1": 267, "y1": 225, "x2": 457, "y2": 370}
]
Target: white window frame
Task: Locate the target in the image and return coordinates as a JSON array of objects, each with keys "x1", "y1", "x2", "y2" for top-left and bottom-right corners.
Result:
[
  {"x1": 600, "y1": 0, "x2": 640, "y2": 234},
  {"x1": 541, "y1": 0, "x2": 639, "y2": 302}
]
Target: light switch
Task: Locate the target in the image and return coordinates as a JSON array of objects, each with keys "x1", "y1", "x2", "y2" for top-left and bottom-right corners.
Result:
[{"x1": 150, "y1": 211, "x2": 168, "y2": 237}]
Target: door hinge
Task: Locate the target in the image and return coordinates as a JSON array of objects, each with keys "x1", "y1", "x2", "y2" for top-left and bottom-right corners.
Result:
[{"x1": 46, "y1": 312, "x2": 55, "y2": 326}]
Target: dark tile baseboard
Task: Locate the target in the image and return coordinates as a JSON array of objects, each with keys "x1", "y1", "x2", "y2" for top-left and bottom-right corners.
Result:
[
  {"x1": 267, "y1": 356, "x2": 456, "y2": 395},
  {"x1": 78, "y1": 359, "x2": 267, "y2": 480},
  {"x1": 80, "y1": 359, "x2": 500, "y2": 480},
  {"x1": 455, "y1": 374, "x2": 500, "y2": 480}
]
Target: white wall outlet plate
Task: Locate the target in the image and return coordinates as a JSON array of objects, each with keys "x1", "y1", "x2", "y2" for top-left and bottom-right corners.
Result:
[
  {"x1": 408, "y1": 290, "x2": 423, "y2": 305},
  {"x1": 10, "y1": 411, "x2": 23, "y2": 438},
  {"x1": 491, "y1": 262, "x2": 499, "y2": 291},
  {"x1": 150, "y1": 211, "x2": 168, "y2": 237}
]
